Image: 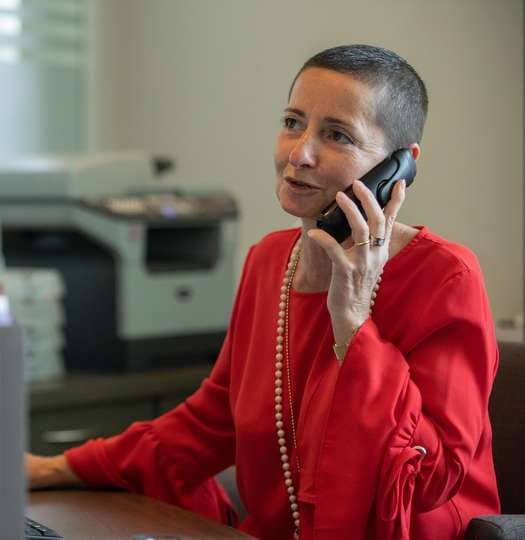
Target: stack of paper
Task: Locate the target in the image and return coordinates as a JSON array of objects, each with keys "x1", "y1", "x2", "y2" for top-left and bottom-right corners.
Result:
[{"x1": 3, "y1": 268, "x2": 65, "y2": 381}]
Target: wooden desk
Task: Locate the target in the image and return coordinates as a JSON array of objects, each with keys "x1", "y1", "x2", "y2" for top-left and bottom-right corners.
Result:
[{"x1": 28, "y1": 491, "x2": 256, "y2": 540}]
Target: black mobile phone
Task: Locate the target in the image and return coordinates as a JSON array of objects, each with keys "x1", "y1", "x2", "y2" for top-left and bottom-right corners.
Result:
[{"x1": 316, "y1": 148, "x2": 416, "y2": 243}]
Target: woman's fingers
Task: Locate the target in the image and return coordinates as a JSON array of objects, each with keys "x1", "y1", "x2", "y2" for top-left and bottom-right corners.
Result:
[
  {"x1": 350, "y1": 178, "x2": 407, "y2": 245},
  {"x1": 334, "y1": 190, "x2": 369, "y2": 245},
  {"x1": 350, "y1": 180, "x2": 386, "y2": 239},
  {"x1": 307, "y1": 228, "x2": 349, "y2": 268},
  {"x1": 383, "y1": 179, "x2": 406, "y2": 243},
  {"x1": 316, "y1": 178, "x2": 406, "y2": 254}
]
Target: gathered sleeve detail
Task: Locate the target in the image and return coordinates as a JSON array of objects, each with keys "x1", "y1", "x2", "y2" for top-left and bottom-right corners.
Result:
[
  {"x1": 65, "y1": 331, "x2": 237, "y2": 488},
  {"x1": 376, "y1": 406, "x2": 425, "y2": 540},
  {"x1": 65, "y1": 337, "x2": 237, "y2": 522}
]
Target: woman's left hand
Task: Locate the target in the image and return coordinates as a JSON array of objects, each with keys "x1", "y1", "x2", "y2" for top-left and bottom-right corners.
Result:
[{"x1": 307, "y1": 179, "x2": 406, "y2": 346}]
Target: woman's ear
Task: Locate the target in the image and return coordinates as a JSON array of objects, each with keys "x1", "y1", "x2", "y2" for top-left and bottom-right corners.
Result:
[{"x1": 408, "y1": 143, "x2": 421, "y2": 161}]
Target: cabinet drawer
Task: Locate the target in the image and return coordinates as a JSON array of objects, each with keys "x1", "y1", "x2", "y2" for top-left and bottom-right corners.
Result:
[{"x1": 30, "y1": 400, "x2": 155, "y2": 455}]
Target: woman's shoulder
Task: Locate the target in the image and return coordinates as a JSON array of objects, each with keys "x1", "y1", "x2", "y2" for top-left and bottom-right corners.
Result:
[
  {"x1": 237, "y1": 228, "x2": 301, "y2": 297},
  {"x1": 240, "y1": 227, "x2": 300, "y2": 271},
  {"x1": 420, "y1": 227, "x2": 481, "y2": 273},
  {"x1": 389, "y1": 224, "x2": 483, "y2": 280},
  {"x1": 248, "y1": 227, "x2": 301, "y2": 261}
]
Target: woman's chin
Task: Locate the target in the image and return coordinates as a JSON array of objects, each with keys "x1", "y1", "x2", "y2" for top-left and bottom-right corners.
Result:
[
  {"x1": 277, "y1": 195, "x2": 323, "y2": 220},
  {"x1": 280, "y1": 202, "x2": 320, "y2": 220}
]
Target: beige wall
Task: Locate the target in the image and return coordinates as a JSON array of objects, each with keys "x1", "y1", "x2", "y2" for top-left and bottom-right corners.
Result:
[{"x1": 89, "y1": 0, "x2": 523, "y2": 326}]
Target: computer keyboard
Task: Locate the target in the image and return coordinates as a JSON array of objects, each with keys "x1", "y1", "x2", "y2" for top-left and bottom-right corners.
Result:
[{"x1": 25, "y1": 517, "x2": 64, "y2": 539}]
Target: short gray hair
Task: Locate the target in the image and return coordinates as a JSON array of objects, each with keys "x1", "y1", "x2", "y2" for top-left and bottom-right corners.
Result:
[{"x1": 289, "y1": 44, "x2": 428, "y2": 152}]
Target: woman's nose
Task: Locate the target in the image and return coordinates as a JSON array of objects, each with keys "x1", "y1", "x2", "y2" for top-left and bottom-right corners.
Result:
[{"x1": 288, "y1": 133, "x2": 317, "y2": 168}]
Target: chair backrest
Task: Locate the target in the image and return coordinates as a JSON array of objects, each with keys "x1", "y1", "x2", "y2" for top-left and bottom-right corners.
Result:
[{"x1": 490, "y1": 341, "x2": 525, "y2": 513}]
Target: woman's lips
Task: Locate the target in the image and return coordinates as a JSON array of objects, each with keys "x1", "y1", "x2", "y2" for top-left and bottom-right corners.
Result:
[{"x1": 284, "y1": 177, "x2": 321, "y2": 191}]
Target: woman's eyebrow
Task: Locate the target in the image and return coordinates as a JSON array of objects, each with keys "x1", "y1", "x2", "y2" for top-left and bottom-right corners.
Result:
[
  {"x1": 284, "y1": 107, "x2": 305, "y2": 117},
  {"x1": 324, "y1": 116, "x2": 352, "y2": 128}
]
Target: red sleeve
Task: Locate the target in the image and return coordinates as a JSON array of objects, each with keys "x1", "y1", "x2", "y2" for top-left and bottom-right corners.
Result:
[
  {"x1": 65, "y1": 337, "x2": 235, "y2": 522},
  {"x1": 314, "y1": 267, "x2": 497, "y2": 539},
  {"x1": 64, "y1": 247, "x2": 256, "y2": 524}
]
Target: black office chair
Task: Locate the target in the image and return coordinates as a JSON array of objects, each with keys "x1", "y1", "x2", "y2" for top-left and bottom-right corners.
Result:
[{"x1": 465, "y1": 341, "x2": 525, "y2": 539}]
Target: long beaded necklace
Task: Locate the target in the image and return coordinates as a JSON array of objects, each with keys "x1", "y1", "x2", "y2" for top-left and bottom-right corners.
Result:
[
  {"x1": 274, "y1": 239, "x2": 302, "y2": 539},
  {"x1": 274, "y1": 238, "x2": 383, "y2": 539}
]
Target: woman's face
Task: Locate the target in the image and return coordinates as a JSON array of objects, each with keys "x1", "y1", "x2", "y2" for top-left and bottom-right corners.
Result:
[{"x1": 274, "y1": 67, "x2": 389, "y2": 220}]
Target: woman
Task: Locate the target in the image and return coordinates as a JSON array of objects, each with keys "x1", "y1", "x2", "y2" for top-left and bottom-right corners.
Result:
[{"x1": 28, "y1": 45, "x2": 500, "y2": 540}]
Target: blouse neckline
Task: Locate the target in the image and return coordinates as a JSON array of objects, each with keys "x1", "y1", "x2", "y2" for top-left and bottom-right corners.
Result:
[{"x1": 289, "y1": 225, "x2": 429, "y2": 297}]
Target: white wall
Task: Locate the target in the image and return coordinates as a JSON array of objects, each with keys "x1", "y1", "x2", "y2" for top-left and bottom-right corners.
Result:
[{"x1": 89, "y1": 0, "x2": 523, "y2": 326}]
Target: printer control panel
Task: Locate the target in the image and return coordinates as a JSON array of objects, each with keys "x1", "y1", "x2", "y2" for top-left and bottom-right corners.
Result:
[{"x1": 81, "y1": 193, "x2": 237, "y2": 222}]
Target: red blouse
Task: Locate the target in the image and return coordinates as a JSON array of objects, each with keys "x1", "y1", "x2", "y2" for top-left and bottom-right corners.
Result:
[{"x1": 66, "y1": 226, "x2": 500, "y2": 539}]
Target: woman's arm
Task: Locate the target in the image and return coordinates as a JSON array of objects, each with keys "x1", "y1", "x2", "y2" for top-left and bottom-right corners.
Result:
[
  {"x1": 310, "y1": 264, "x2": 498, "y2": 539},
  {"x1": 40, "y1": 247, "x2": 256, "y2": 524}
]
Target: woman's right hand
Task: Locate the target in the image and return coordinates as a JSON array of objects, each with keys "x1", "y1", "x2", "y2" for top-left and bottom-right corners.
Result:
[{"x1": 25, "y1": 452, "x2": 82, "y2": 490}]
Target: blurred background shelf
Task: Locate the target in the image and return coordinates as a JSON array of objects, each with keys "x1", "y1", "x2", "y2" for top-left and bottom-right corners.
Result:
[{"x1": 28, "y1": 364, "x2": 211, "y2": 455}]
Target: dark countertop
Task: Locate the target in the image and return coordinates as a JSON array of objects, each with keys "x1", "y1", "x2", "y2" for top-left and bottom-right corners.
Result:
[{"x1": 29, "y1": 364, "x2": 212, "y2": 412}]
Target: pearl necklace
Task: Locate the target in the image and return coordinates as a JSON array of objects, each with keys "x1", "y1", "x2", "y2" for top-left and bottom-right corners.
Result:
[
  {"x1": 274, "y1": 239, "x2": 383, "y2": 539},
  {"x1": 275, "y1": 239, "x2": 302, "y2": 538}
]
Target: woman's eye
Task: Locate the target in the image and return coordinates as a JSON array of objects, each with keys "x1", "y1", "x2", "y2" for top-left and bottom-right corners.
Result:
[
  {"x1": 282, "y1": 117, "x2": 300, "y2": 130},
  {"x1": 327, "y1": 130, "x2": 353, "y2": 145}
]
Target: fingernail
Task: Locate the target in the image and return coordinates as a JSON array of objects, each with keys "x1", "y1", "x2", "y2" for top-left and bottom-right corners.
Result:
[{"x1": 401, "y1": 179, "x2": 406, "y2": 189}]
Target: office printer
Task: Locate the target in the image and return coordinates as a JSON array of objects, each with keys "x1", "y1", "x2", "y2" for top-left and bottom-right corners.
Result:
[{"x1": 0, "y1": 152, "x2": 238, "y2": 372}]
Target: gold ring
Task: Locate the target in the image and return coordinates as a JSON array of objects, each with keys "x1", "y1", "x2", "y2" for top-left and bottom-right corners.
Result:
[
  {"x1": 353, "y1": 240, "x2": 370, "y2": 247},
  {"x1": 369, "y1": 235, "x2": 385, "y2": 247}
]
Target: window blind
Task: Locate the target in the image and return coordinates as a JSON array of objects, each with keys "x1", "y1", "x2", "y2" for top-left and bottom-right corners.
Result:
[
  {"x1": 0, "y1": 0, "x2": 88, "y2": 155},
  {"x1": 0, "y1": 0, "x2": 87, "y2": 67}
]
